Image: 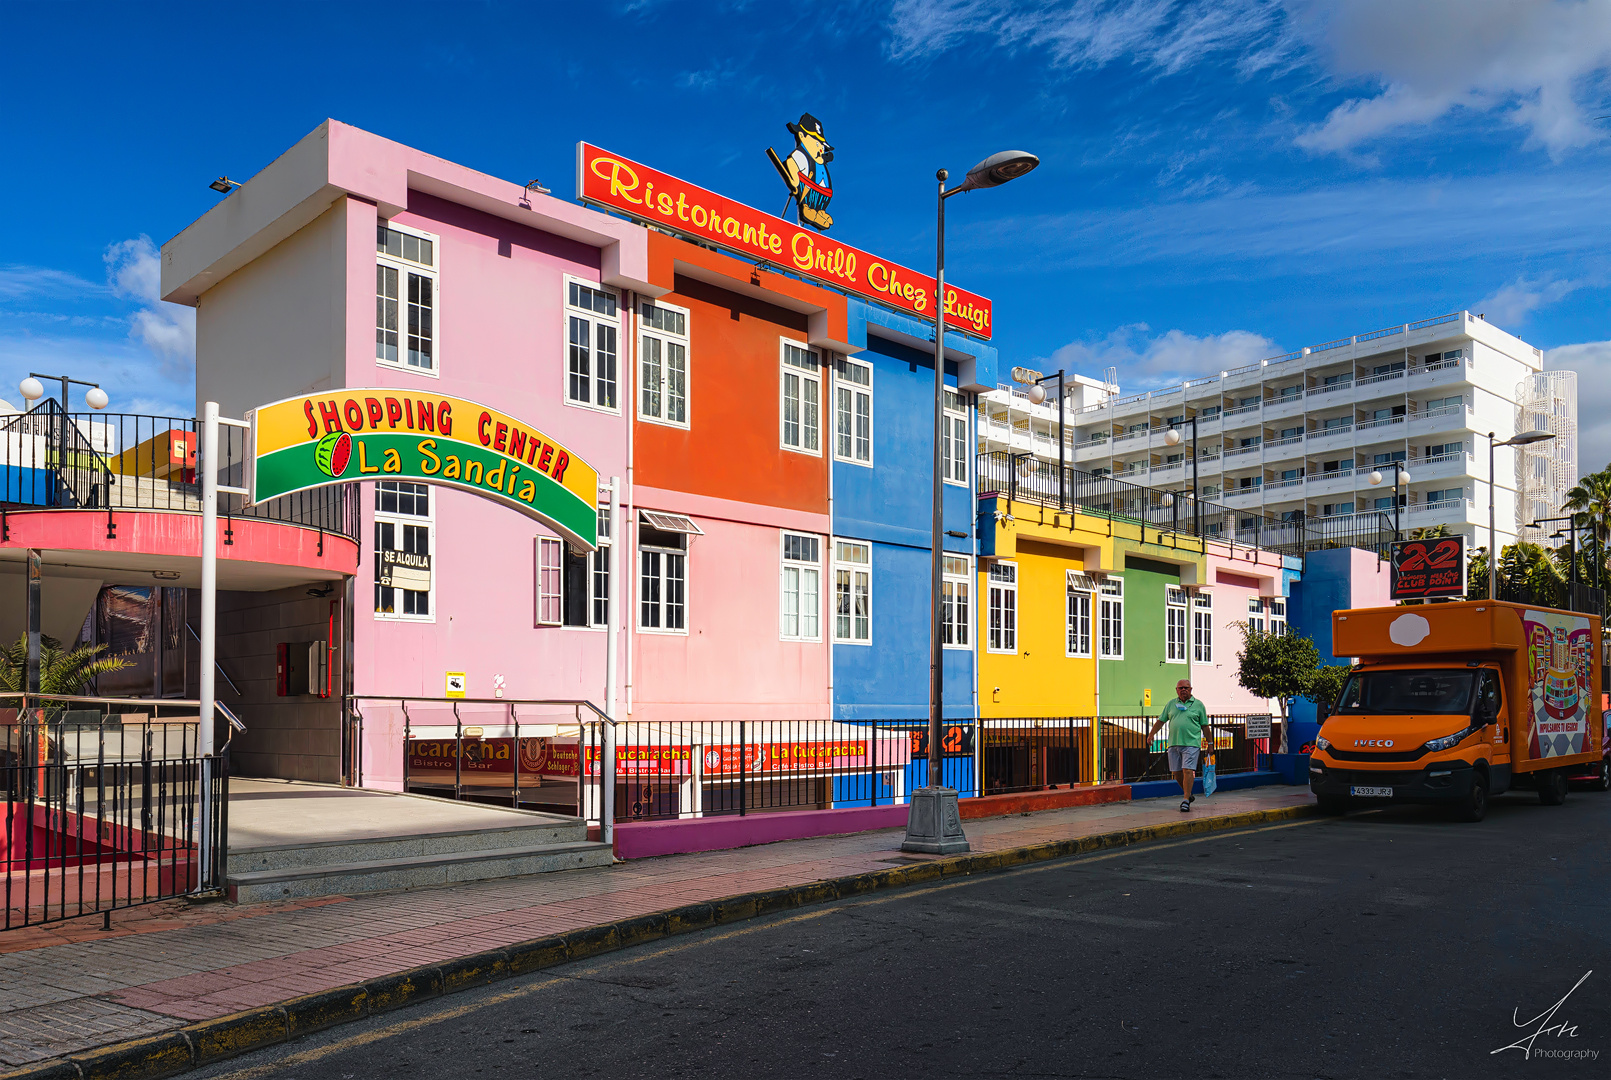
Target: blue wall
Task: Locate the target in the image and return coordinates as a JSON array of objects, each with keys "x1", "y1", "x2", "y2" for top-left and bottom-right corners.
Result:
[
  {"x1": 832, "y1": 299, "x2": 996, "y2": 720},
  {"x1": 1286, "y1": 547, "x2": 1357, "y2": 740}
]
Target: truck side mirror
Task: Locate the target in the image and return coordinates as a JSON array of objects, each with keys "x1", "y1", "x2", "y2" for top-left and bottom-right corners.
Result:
[{"x1": 1478, "y1": 699, "x2": 1499, "y2": 724}]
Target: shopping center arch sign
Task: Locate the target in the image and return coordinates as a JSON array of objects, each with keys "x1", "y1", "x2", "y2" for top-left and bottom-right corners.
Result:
[
  {"x1": 578, "y1": 142, "x2": 993, "y2": 339},
  {"x1": 247, "y1": 390, "x2": 598, "y2": 549}
]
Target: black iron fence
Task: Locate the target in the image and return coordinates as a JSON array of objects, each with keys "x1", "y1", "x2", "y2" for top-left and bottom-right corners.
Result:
[
  {"x1": 392, "y1": 711, "x2": 1278, "y2": 825},
  {"x1": 0, "y1": 401, "x2": 360, "y2": 541},
  {"x1": 1, "y1": 694, "x2": 229, "y2": 931},
  {"x1": 977, "y1": 450, "x2": 1396, "y2": 557}
]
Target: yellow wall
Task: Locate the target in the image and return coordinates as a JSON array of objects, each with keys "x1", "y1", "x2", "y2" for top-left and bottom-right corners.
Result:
[{"x1": 978, "y1": 501, "x2": 1208, "y2": 719}]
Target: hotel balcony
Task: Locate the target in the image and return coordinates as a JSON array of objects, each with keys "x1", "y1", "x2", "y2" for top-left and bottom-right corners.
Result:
[{"x1": 1305, "y1": 424, "x2": 1355, "y2": 455}]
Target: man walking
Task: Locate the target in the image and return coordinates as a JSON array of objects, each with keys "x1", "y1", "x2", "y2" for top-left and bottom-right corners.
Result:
[{"x1": 1147, "y1": 679, "x2": 1209, "y2": 813}]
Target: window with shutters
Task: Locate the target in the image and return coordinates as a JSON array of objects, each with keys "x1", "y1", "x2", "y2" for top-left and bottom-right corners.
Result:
[
  {"x1": 834, "y1": 357, "x2": 872, "y2": 465},
  {"x1": 640, "y1": 300, "x2": 689, "y2": 427},
  {"x1": 376, "y1": 224, "x2": 437, "y2": 374},
  {"x1": 833, "y1": 539, "x2": 871, "y2": 643},
  {"x1": 780, "y1": 341, "x2": 821, "y2": 454},
  {"x1": 565, "y1": 278, "x2": 619, "y2": 411},
  {"x1": 987, "y1": 563, "x2": 1017, "y2": 653}
]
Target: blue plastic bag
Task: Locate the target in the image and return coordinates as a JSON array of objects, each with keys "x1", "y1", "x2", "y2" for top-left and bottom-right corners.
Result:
[{"x1": 1202, "y1": 751, "x2": 1218, "y2": 796}]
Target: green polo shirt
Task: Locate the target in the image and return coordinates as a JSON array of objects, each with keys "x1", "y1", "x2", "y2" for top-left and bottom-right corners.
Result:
[{"x1": 1159, "y1": 696, "x2": 1209, "y2": 747}]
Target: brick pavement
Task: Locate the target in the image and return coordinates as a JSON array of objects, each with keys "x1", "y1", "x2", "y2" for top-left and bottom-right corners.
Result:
[{"x1": 0, "y1": 786, "x2": 1312, "y2": 1069}]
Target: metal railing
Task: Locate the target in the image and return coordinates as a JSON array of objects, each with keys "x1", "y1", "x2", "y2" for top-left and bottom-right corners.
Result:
[
  {"x1": 0, "y1": 402, "x2": 360, "y2": 542},
  {"x1": 1094, "y1": 715, "x2": 1273, "y2": 784},
  {"x1": 978, "y1": 450, "x2": 1400, "y2": 556},
  {"x1": 1, "y1": 693, "x2": 232, "y2": 931}
]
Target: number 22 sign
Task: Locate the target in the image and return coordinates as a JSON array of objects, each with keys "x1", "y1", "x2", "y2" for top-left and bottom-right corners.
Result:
[{"x1": 1389, "y1": 535, "x2": 1466, "y2": 600}]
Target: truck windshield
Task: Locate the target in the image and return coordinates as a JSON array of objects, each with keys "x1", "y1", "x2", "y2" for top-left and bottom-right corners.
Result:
[{"x1": 1335, "y1": 670, "x2": 1475, "y2": 716}]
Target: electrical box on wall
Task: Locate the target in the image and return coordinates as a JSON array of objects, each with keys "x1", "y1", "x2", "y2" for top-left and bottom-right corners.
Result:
[{"x1": 276, "y1": 640, "x2": 331, "y2": 697}]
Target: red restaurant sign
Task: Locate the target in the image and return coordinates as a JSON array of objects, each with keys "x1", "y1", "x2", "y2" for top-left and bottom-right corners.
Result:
[{"x1": 577, "y1": 143, "x2": 994, "y2": 339}]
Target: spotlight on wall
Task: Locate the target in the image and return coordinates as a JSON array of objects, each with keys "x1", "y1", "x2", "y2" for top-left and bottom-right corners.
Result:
[
  {"x1": 209, "y1": 177, "x2": 240, "y2": 194},
  {"x1": 307, "y1": 584, "x2": 335, "y2": 598},
  {"x1": 152, "y1": 570, "x2": 181, "y2": 581}
]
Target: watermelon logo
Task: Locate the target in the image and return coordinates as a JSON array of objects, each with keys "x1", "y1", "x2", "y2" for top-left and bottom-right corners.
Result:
[{"x1": 315, "y1": 431, "x2": 353, "y2": 477}]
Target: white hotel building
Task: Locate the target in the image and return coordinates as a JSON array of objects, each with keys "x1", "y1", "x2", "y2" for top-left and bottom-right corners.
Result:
[{"x1": 979, "y1": 311, "x2": 1576, "y2": 552}]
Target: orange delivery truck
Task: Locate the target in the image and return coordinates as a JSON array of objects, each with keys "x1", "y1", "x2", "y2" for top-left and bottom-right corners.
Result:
[{"x1": 1309, "y1": 600, "x2": 1603, "y2": 822}]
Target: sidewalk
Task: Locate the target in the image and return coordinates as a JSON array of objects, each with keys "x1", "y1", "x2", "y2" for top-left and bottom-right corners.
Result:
[{"x1": 0, "y1": 786, "x2": 1313, "y2": 1074}]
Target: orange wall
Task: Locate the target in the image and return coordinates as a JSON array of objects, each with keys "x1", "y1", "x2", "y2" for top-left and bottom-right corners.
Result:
[{"x1": 636, "y1": 234, "x2": 840, "y2": 514}]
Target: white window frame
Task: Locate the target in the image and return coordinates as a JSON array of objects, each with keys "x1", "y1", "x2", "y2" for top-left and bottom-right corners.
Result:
[
  {"x1": 832, "y1": 538, "x2": 871, "y2": 644},
  {"x1": 987, "y1": 562, "x2": 1017, "y2": 654},
  {"x1": 375, "y1": 222, "x2": 440, "y2": 378},
  {"x1": 942, "y1": 554, "x2": 971, "y2": 649},
  {"x1": 834, "y1": 357, "x2": 873, "y2": 466},
  {"x1": 1269, "y1": 597, "x2": 1287, "y2": 636},
  {"x1": 1065, "y1": 573, "x2": 1092, "y2": 658},
  {"x1": 536, "y1": 536, "x2": 564, "y2": 627},
  {"x1": 564, "y1": 275, "x2": 621, "y2": 413},
  {"x1": 941, "y1": 389, "x2": 969, "y2": 487},
  {"x1": 1192, "y1": 592, "x2": 1213, "y2": 663},
  {"x1": 374, "y1": 481, "x2": 434, "y2": 621},
  {"x1": 590, "y1": 503, "x2": 612, "y2": 630},
  {"x1": 780, "y1": 531, "x2": 823, "y2": 641},
  {"x1": 1098, "y1": 577, "x2": 1124, "y2": 660},
  {"x1": 638, "y1": 540, "x2": 688, "y2": 635},
  {"x1": 639, "y1": 299, "x2": 690, "y2": 428},
  {"x1": 1165, "y1": 587, "x2": 1188, "y2": 664},
  {"x1": 1247, "y1": 596, "x2": 1266, "y2": 636},
  {"x1": 780, "y1": 340, "x2": 822, "y2": 455}
]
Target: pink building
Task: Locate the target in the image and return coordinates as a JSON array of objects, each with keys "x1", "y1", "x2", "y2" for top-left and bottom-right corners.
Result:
[{"x1": 163, "y1": 120, "x2": 652, "y2": 787}]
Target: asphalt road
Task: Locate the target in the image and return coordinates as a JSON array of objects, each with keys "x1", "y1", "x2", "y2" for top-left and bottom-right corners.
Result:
[{"x1": 194, "y1": 791, "x2": 1611, "y2": 1080}]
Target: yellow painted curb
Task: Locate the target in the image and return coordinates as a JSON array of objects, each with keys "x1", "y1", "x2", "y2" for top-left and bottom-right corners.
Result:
[{"x1": 2, "y1": 802, "x2": 1315, "y2": 1080}]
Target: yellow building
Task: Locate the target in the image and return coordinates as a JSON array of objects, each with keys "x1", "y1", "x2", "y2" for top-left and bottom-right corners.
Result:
[{"x1": 977, "y1": 493, "x2": 1207, "y2": 786}]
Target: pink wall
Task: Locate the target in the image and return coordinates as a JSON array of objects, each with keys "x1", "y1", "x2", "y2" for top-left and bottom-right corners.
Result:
[
  {"x1": 630, "y1": 487, "x2": 832, "y2": 722},
  {"x1": 343, "y1": 190, "x2": 630, "y2": 717},
  {"x1": 1189, "y1": 545, "x2": 1291, "y2": 716},
  {"x1": 1345, "y1": 546, "x2": 1394, "y2": 610}
]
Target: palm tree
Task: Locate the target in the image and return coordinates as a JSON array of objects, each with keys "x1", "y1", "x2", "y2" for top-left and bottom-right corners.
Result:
[
  {"x1": 1564, "y1": 468, "x2": 1611, "y2": 587},
  {"x1": 0, "y1": 635, "x2": 130, "y2": 695}
]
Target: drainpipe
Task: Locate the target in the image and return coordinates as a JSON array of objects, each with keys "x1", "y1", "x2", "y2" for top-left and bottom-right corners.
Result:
[{"x1": 624, "y1": 293, "x2": 636, "y2": 717}]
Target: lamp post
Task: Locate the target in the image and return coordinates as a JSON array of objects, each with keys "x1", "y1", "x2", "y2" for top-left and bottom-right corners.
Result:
[
  {"x1": 1528, "y1": 514, "x2": 1580, "y2": 586},
  {"x1": 1487, "y1": 429, "x2": 1556, "y2": 601},
  {"x1": 1012, "y1": 368, "x2": 1066, "y2": 508},
  {"x1": 1164, "y1": 417, "x2": 1200, "y2": 535},
  {"x1": 904, "y1": 149, "x2": 1039, "y2": 856},
  {"x1": 1366, "y1": 461, "x2": 1412, "y2": 541},
  {"x1": 1161, "y1": 489, "x2": 1185, "y2": 536}
]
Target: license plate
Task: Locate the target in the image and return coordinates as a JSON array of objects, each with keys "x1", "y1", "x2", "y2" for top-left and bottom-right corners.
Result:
[{"x1": 1350, "y1": 785, "x2": 1393, "y2": 798}]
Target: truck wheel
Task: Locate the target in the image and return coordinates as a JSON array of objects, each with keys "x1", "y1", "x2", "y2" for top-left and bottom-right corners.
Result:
[
  {"x1": 1455, "y1": 775, "x2": 1489, "y2": 822},
  {"x1": 1316, "y1": 795, "x2": 1349, "y2": 816},
  {"x1": 1538, "y1": 768, "x2": 1569, "y2": 806},
  {"x1": 1590, "y1": 760, "x2": 1610, "y2": 793}
]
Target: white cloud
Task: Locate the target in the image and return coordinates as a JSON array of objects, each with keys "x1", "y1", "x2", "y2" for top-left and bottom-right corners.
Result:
[
  {"x1": 886, "y1": 0, "x2": 1611, "y2": 159},
  {"x1": 1545, "y1": 342, "x2": 1611, "y2": 479},
  {"x1": 1471, "y1": 276, "x2": 1582, "y2": 327},
  {"x1": 104, "y1": 236, "x2": 195, "y2": 377},
  {"x1": 0, "y1": 266, "x2": 105, "y2": 300},
  {"x1": 1288, "y1": 0, "x2": 1611, "y2": 159},
  {"x1": 888, "y1": 0, "x2": 1281, "y2": 72},
  {"x1": 1039, "y1": 322, "x2": 1278, "y2": 388}
]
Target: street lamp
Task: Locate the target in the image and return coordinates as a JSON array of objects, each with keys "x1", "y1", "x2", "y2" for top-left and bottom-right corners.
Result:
[
  {"x1": 1488, "y1": 429, "x2": 1556, "y2": 601},
  {"x1": 1164, "y1": 418, "x2": 1201, "y2": 536},
  {"x1": 19, "y1": 372, "x2": 110, "y2": 411},
  {"x1": 1011, "y1": 367, "x2": 1066, "y2": 508},
  {"x1": 1529, "y1": 515, "x2": 1582, "y2": 588},
  {"x1": 1367, "y1": 462, "x2": 1412, "y2": 541},
  {"x1": 905, "y1": 149, "x2": 1039, "y2": 857}
]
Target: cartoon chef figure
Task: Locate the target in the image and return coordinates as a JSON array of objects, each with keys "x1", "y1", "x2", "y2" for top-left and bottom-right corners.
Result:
[{"x1": 769, "y1": 113, "x2": 834, "y2": 230}]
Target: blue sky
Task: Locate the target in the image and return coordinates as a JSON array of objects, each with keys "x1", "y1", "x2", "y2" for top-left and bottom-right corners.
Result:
[{"x1": 4, "y1": 0, "x2": 1610, "y2": 472}]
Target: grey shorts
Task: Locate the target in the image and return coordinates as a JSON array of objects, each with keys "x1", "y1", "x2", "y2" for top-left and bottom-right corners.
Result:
[{"x1": 1166, "y1": 745, "x2": 1200, "y2": 771}]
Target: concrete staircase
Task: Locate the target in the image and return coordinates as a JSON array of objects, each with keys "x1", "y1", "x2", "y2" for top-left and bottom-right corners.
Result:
[{"x1": 226, "y1": 813, "x2": 613, "y2": 903}]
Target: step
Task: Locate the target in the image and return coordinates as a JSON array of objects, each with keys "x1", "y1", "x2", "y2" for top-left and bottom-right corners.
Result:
[
  {"x1": 227, "y1": 840, "x2": 615, "y2": 903},
  {"x1": 227, "y1": 819, "x2": 587, "y2": 874}
]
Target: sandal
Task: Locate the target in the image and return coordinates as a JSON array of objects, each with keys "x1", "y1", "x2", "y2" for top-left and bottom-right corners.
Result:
[{"x1": 1179, "y1": 800, "x2": 1191, "y2": 812}]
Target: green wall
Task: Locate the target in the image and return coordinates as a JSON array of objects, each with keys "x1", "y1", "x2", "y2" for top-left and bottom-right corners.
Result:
[{"x1": 1098, "y1": 554, "x2": 1183, "y2": 717}]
